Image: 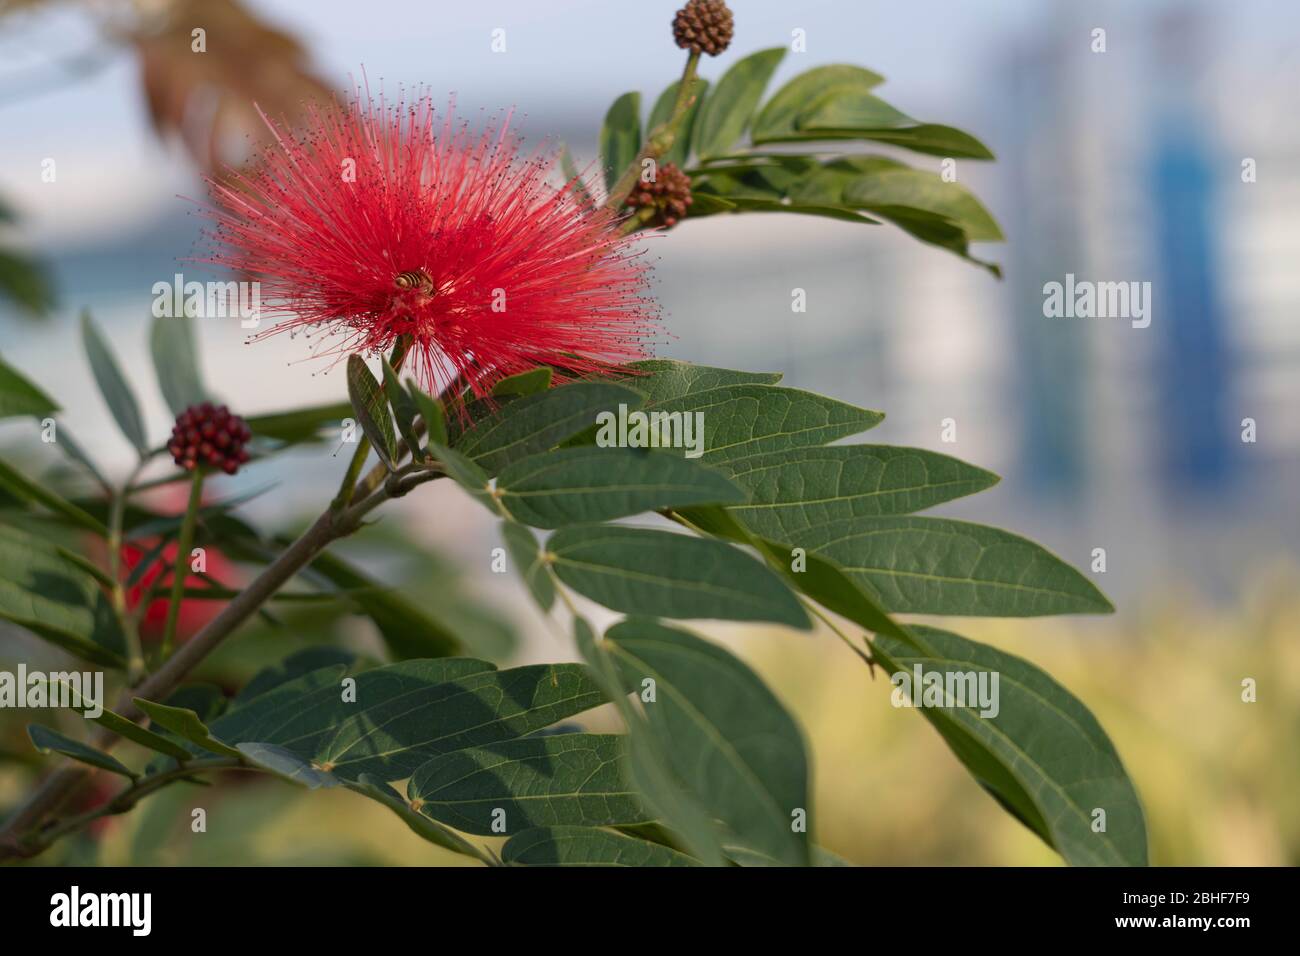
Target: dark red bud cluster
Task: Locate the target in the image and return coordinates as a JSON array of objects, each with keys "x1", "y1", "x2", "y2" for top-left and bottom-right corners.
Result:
[
  {"x1": 625, "y1": 162, "x2": 694, "y2": 228},
  {"x1": 167, "y1": 402, "x2": 252, "y2": 475}
]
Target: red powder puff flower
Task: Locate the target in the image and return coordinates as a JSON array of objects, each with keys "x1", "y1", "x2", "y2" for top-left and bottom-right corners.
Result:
[{"x1": 199, "y1": 85, "x2": 658, "y2": 397}]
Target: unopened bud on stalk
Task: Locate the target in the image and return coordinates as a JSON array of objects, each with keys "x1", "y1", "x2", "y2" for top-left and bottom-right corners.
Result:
[
  {"x1": 168, "y1": 402, "x2": 252, "y2": 475},
  {"x1": 673, "y1": 0, "x2": 734, "y2": 56}
]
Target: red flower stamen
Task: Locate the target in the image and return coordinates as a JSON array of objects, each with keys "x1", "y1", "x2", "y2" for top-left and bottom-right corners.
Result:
[{"x1": 198, "y1": 85, "x2": 659, "y2": 398}]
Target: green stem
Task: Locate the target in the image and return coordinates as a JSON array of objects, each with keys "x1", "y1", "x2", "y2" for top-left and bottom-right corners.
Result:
[
  {"x1": 604, "y1": 50, "x2": 701, "y2": 212},
  {"x1": 803, "y1": 599, "x2": 876, "y2": 670},
  {"x1": 28, "y1": 757, "x2": 245, "y2": 853},
  {"x1": 159, "y1": 466, "x2": 205, "y2": 660},
  {"x1": 108, "y1": 462, "x2": 148, "y2": 683}
]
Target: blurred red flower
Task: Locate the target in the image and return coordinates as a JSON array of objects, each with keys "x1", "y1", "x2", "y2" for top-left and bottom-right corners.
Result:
[{"x1": 121, "y1": 539, "x2": 235, "y2": 643}]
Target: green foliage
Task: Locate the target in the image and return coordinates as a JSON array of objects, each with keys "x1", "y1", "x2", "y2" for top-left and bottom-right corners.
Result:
[
  {"x1": 408, "y1": 734, "x2": 648, "y2": 834},
  {"x1": 28, "y1": 725, "x2": 134, "y2": 778},
  {"x1": 0, "y1": 38, "x2": 1137, "y2": 867},
  {"x1": 346, "y1": 354, "x2": 396, "y2": 469},
  {"x1": 751, "y1": 64, "x2": 884, "y2": 141},
  {"x1": 547, "y1": 524, "x2": 809, "y2": 627},
  {"x1": 599, "y1": 91, "x2": 641, "y2": 191},
  {"x1": 499, "y1": 522, "x2": 555, "y2": 611},
  {"x1": 242, "y1": 401, "x2": 352, "y2": 444},
  {"x1": 495, "y1": 446, "x2": 743, "y2": 527},
  {"x1": 503, "y1": 825, "x2": 700, "y2": 867},
  {"x1": 0, "y1": 352, "x2": 58, "y2": 419},
  {"x1": 647, "y1": 77, "x2": 709, "y2": 168},
  {"x1": 0, "y1": 523, "x2": 125, "y2": 665},
  {"x1": 692, "y1": 47, "x2": 786, "y2": 160},
  {"x1": 149, "y1": 314, "x2": 207, "y2": 416},
  {"x1": 871, "y1": 627, "x2": 1148, "y2": 866},
  {"x1": 0, "y1": 457, "x2": 105, "y2": 533},
  {"x1": 455, "y1": 382, "x2": 641, "y2": 475},
  {"x1": 5, "y1": 351, "x2": 1143, "y2": 867},
  {"x1": 381, "y1": 357, "x2": 422, "y2": 454},
  {"x1": 0, "y1": 247, "x2": 56, "y2": 317},
  {"x1": 600, "y1": 58, "x2": 1004, "y2": 274},
  {"x1": 605, "y1": 618, "x2": 812, "y2": 865},
  {"x1": 81, "y1": 311, "x2": 149, "y2": 455}
]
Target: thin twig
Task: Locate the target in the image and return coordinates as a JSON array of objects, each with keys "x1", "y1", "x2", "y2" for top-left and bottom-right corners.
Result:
[
  {"x1": 603, "y1": 50, "x2": 701, "y2": 212},
  {"x1": 107, "y1": 461, "x2": 148, "y2": 683},
  {"x1": 160, "y1": 467, "x2": 205, "y2": 658},
  {"x1": 24, "y1": 758, "x2": 247, "y2": 856}
]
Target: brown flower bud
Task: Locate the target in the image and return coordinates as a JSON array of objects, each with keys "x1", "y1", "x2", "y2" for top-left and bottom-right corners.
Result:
[
  {"x1": 673, "y1": 0, "x2": 734, "y2": 57},
  {"x1": 624, "y1": 162, "x2": 694, "y2": 229}
]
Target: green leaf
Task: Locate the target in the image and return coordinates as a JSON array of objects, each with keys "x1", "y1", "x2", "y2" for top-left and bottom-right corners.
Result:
[
  {"x1": 752, "y1": 64, "x2": 885, "y2": 142},
  {"x1": 792, "y1": 90, "x2": 994, "y2": 159},
  {"x1": 306, "y1": 550, "x2": 463, "y2": 659},
  {"x1": 236, "y1": 742, "x2": 341, "y2": 789},
  {"x1": 243, "y1": 401, "x2": 352, "y2": 444},
  {"x1": 547, "y1": 524, "x2": 809, "y2": 628},
  {"x1": 149, "y1": 314, "x2": 206, "y2": 416},
  {"x1": 53, "y1": 428, "x2": 109, "y2": 490},
  {"x1": 0, "y1": 524, "x2": 125, "y2": 666},
  {"x1": 408, "y1": 382, "x2": 447, "y2": 447},
  {"x1": 750, "y1": 531, "x2": 908, "y2": 642},
  {"x1": 454, "y1": 382, "x2": 642, "y2": 476},
  {"x1": 134, "y1": 698, "x2": 243, "y2": 758},
  {"x1": 206, "y1": 659, "x2": 605, "y2": 783},
  {"x1": 694, "y1": 48, "x2": 786, "y2": 160},
  {"x1": 429, "y1": 441, "x2": 498, "y2": 514},
  {"x1": 491, "y1": 366, "x2": 552, "y2": 398},
  {"x1": 408, "y1": 734, "x2": 649, "y2": 835},
  {"x1": 862, "y1": 203, "x2": 1002, "y2": 276},
  {"x1": 726, "y1": 843, "x2": 855, "y2": 867},
  {"x1": 693, "y1": 154, "x2": 1001, "y2": 274},
  {"x1": 345, "y1": 774, "x2": 487, "y2": 860},
  {"x1": 719, "y1": 444, "x2": 999, "y2": 541},
  {"x1": 573, "y1": 618, "x2": 728, "y2": 866},
  {"x1": 685, "y1": 192, "x2": 737, "y2": 215},
  {"x1": 832, "y1": 157, "x2": 1003, "y2": 240},
  {"x1": 871, "y1": 625, "x2": 1148, "y2": 866},
  {"x1": 504, "y1": 825, "x2": 700, "y2": 866},
  {"x1": 0, "y1": 457, "x2": 107, "y2": 534},
  {"x1": 600, "y1": 91, "x2": 641, "y2": 192},
  {"x1": 647, "y1": 77, "x2": 710, "y2": 167},
  {"x1": 607, "y1": 359, "x2": 782, "y2": 404},
  {"x1": 605, "y1": 619, "x2": 811, "y2": 865},
  {"x1": 38, "y1": 678, "x2": 193, "y2": 761},
  {"x1": 382, "y1": 358, "x2": 422, "y2": 455},
  {"x1": 0, "y1": 352, "x2": 58, "y2": 420},
  {"x1": 81, "y1": 311, "x2": 148, "y2": 455},
  {"x1": 0, "y1": 247, "x2": 56, "y2": 316},
  {"x1": 695, "y1": 193, "x2": 879, "y2": 225},
  {"x1": 345, "y1": 354, "x2": 396, "y2": 469},
  {"x1": 499, "y1": 521, "x2": 555, "y2": 611},
  {"x1": 496, "y1": 447, "x2": 743, "y2": 528},
  {"x1": 797, "y1": 515, "x2": 1114, "y2": 617},
  {"x1": 641, "y1": 383, "x2": 882, "y2": 463},
  {"x1": 28, "y1": 725, "x2": 134, "y2": 778},
  {"x1": 163, "y1": 683, "x2": 228, "y2": 724},
  {"x1": 236, "y1": 647, "x2": 358, "y2": 703}
]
